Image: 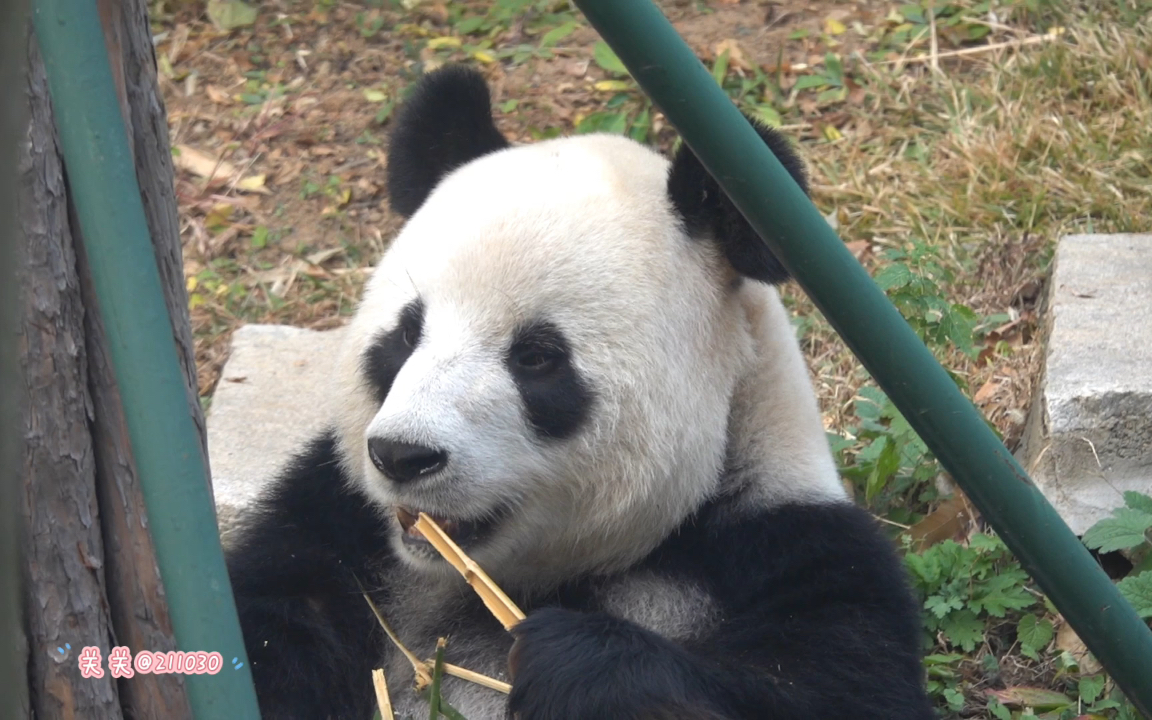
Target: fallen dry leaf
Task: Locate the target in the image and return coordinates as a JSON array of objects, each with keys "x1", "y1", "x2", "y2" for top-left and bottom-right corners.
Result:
[
  {"x1": 973, "y1": 380, "x2": 1002, "y2": 405},
  {"x1": 235, "y1": 174, "x2": 269, "y2": 193},
  {"x1": 714, "y1": 39, "x2": 750, "y2": 71},
  {"x1": 1055, "y1": 622, "x2": 1103, "y2": 674},
  {"x1": 205, "y1": 85, "x2": 230, "y2": 104},
  {"x1": 908, "y1": 496, "x2": 973, "y2": 550},
  {"x1": 846, "y1": 240, "x2": 870, "y2": 260},
  {"x1": 174, "y1": 144, "x2": 237, "y2": 182},
  {"x1": 986, "y1": 687, "x2": 1074, "y2": 711},
  {"x1": 206, "y1": 0, "x2": 258, "y2": 31},
  {"x1": 174, "y1": 145, "x2": 268, "y2": 194},
  {"x1": 824, "y1": 17, "x2": 847, "y2": 35}
]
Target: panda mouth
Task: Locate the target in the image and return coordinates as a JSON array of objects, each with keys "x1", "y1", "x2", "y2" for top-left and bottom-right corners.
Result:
[{"x1": 395, "y1": 506, "x2": 499, "y2": 550}]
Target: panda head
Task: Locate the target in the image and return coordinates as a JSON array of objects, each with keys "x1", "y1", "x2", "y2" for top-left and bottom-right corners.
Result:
[{"x1": 333, "y1": 66, "x2": 839, "y2": 589}]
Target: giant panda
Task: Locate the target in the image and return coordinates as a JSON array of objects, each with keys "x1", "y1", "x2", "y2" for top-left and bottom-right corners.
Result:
[{"x1": 225, "y1": 65, "x2": 934, "y2": 720}]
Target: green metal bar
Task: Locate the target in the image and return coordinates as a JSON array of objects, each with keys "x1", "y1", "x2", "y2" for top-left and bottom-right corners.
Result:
[
  {"x1": 2, "y1": 1, "x2": 31, "y2": 717},
  {"x1": 30, "y1": 2, "x2": 260, "y2": 717},
  {"x1": 573, "y1": 1, "x2": 1152, "y2": 715}
]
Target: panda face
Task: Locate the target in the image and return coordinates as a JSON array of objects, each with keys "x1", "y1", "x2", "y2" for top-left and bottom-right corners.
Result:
[
  {"x1": 325, "y1": 66, "x2": 840, "y2": 589},
  {"x1": 333, "y1": 134, "x2": 752, "y2": 586}
]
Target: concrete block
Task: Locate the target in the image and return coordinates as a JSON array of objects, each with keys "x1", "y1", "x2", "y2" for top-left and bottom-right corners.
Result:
[
  {"x1": 1020, "y1": 234, "x2": 1152, "y2": 535},
  {"x1": 206, "y1": 324, "x2": 346, "y2": 543}
]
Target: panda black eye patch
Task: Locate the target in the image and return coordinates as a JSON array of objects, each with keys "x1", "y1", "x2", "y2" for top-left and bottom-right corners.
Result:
[
  {"x1": 361, "y1": 299, "x2": 424, "y2": 405},
  {"x1": 506, "y1": 321, "x2": 594, "y2": 441}
]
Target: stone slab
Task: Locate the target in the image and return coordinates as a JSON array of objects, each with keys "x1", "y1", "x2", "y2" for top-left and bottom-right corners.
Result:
[
  {"x1": 1020, "y1": 234, "x2": 1152, "y2": 535},
  {"x1": 206, "y1": 324, "x2": 346, "y2": 542}
]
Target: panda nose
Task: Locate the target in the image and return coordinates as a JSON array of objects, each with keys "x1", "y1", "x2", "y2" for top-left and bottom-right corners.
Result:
[{"x1": 367, "y1": 438, "x2": 448, "y2": 483}]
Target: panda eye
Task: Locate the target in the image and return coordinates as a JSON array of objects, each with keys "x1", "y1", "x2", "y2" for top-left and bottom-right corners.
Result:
[
  {"x1": 514, "y1": 348, "x2": 560, "y2": 372},
  {"x1": 401, "y1": 324, "x2": 419, "y2": 348}
]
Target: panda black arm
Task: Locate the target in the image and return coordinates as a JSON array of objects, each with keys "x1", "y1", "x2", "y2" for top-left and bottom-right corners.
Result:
[
  {"x1": 508, "y1": 501, "x2": 935, "y2": 720},
  {"x1": 225, "y1": 431, "x2": 391, "y2": 720}
]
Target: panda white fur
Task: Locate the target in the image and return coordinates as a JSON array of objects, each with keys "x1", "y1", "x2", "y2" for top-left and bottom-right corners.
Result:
[{"x1": 226, "y1": 66, "x2": 934, "y2": 720}]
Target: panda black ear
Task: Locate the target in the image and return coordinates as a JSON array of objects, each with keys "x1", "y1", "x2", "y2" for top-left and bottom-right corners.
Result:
[
  {"x1": 386, "y1": 65, "x2": 511, "y2": 218},
  {"x1": 667, "y1": 116, "x2": 808, "y2": 285}
]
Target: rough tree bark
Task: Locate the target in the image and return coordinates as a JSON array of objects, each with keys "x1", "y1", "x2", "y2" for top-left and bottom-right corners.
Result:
[{"x1": 17, "y1": 0, "x2": 204, "y2": 717}]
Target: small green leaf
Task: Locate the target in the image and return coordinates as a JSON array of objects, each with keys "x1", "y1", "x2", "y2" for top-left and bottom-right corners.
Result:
[
  {"x1": 974, "y1": 580, "x2": 1034, "y2": 617},
  {"x1": 500, "y1": 99, "x2": 520, "y2": 113},
  {"x1": 454, "y1": 16, "x2": 484, "y2": 35},
  {"x1": 712, "y1": 49, "x2": 730, "y2": 86},
  {"x1": 752, "y1": 104, "x2": 782, "y2": 128},
  {"x1": 539, "y1": 21, "x2": 577, "y2": 48},
  {"x1": 942, "y1": 688, "x2": 965, "y2": 711},
  {"x1": 604, "y1": 93, "x2": 631, "y2": 109},
  {"x1": 793, "y1": 74, "x2": 830, "y2": 91},
  {"x1": 250, "y1": 226, "x2": 269, "y2": 249},
  {"x1": 854, "y1": 386, "x2": 888, "y2": 420},
  {"x1": 1079, "y1": 674, "x2": 1106, "y2": 705},
  {"x1": 905, "y1": 549, "x2": 941, "y2": 587},
  {"x1": 865, "y1": 435, "x2": 901, "y2": 503},
  {"x1": 1124, "y1": 491, "x2": 1152, "y2": 514},
  {"x1": 1116, "y1": 571, "x2": 1152, "y2": 617},
  {"x1": 576, "y1": 111, "x2": 629, "y2": 135},
  {"x1": 363, "y1": 89, "x2": 387, "y2": 103},
  {"x1": 874, "y1": 263, "x2": 914, "y2": 291},
  {"x1": 967, "y1": 24, "x2": 992, "y2": 40},
  {"x1": 898, "y1": 4, "x2": 926, "y2": 23},
  {"x1": 1016, "y1": 613, "x2": 1054, "y2": 655},
  {"x1": 593, "y1": 42, "x2": 628, "y2": 75},
  {"x1": 925, "y1": 594, "x2": 964, "y2": 619},
  {"x1": 1082, "y1": 508, "x2": 1152, "y2": 553},
  {"x1": 940, "y1": 609, "x2": 984, "y2": 651},
  {"x1": 824, "y1": 52, "x2": 843, "y2": 83},
  {"x1": 374, "y1": 100, "x2": 395, "y2": 125},
  {"x1": 628, "y1": 106, "x2": 650, "y2": 144},
  {"x1": 987, "y1": 697, "x2": 1012, "y2": 720}
]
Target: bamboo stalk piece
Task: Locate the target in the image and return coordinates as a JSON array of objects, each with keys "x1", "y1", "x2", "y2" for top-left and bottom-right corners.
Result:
[
  {"x1": 440, "y1": 663, "x2": 512, "y2": 694},
  {"x1": 413, "y1": 513, "x2": 526, "y2": 630},
  {"x1": 357, "y1": 582, "x2": 432, "y2": 689},
  {"x1": 358, "y1": 578, "x2": 512, "y2": 696},
  {"x1": 371, "y1": 668, "x2": 394, "y2": 720}
]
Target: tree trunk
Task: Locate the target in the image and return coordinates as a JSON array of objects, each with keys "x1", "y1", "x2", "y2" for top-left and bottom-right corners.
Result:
[{"x1": 17, "y1": 0, "x2": 201, "y2": 716}]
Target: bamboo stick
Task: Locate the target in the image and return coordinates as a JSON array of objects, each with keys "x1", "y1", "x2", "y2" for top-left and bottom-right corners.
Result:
[
  {"x1": 441, "y1": 663, "x2": 512, "y2": 694},
  {"x1": 413, "y1": 513, "x2": 526, "y2": 630},
  {"x1": 371, "y1": 668, "x2": 394, "y2": 720}
]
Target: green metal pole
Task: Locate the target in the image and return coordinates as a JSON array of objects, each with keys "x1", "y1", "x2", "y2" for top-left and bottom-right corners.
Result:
[
  {"x1": 573, "y1": 1, "x2": 1152, "y2": 715},
  {"x1": 30, "y1": 2, "x2": 260, "y2": 718},
  {"x1": 2, "y1": 2, "x2": 31, "y2": 719}
]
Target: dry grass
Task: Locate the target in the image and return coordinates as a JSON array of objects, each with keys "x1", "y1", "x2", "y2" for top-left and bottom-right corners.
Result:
[{"x1": 788, "y1": 12, "x2": 1152, "y2": 447}]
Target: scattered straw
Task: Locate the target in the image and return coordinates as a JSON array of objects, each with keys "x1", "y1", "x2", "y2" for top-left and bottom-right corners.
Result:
[
  {"x1": 441, "y1": 663, "x2": 511, "y2": 694},
  {"x1": 358, "y1": 581, "x2": 432, "y2": 690},
  {"x1": 357, "y1": 577, "x2": 512, "y2": 696},
  {"x1": 371, "y1": 668, "x2": 394, "y2": 720},
  {"x1": 878, "y1": 29, "x2": 1065, "y2": 65},
  {"x1": 414, "y1": 513, "x2": 526, "y2": 630}
]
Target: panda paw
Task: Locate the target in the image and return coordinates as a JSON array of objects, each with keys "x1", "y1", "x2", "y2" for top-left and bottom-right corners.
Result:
[{"x1": 507, "y1": 608, "x2": 716, "y2": 720}]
